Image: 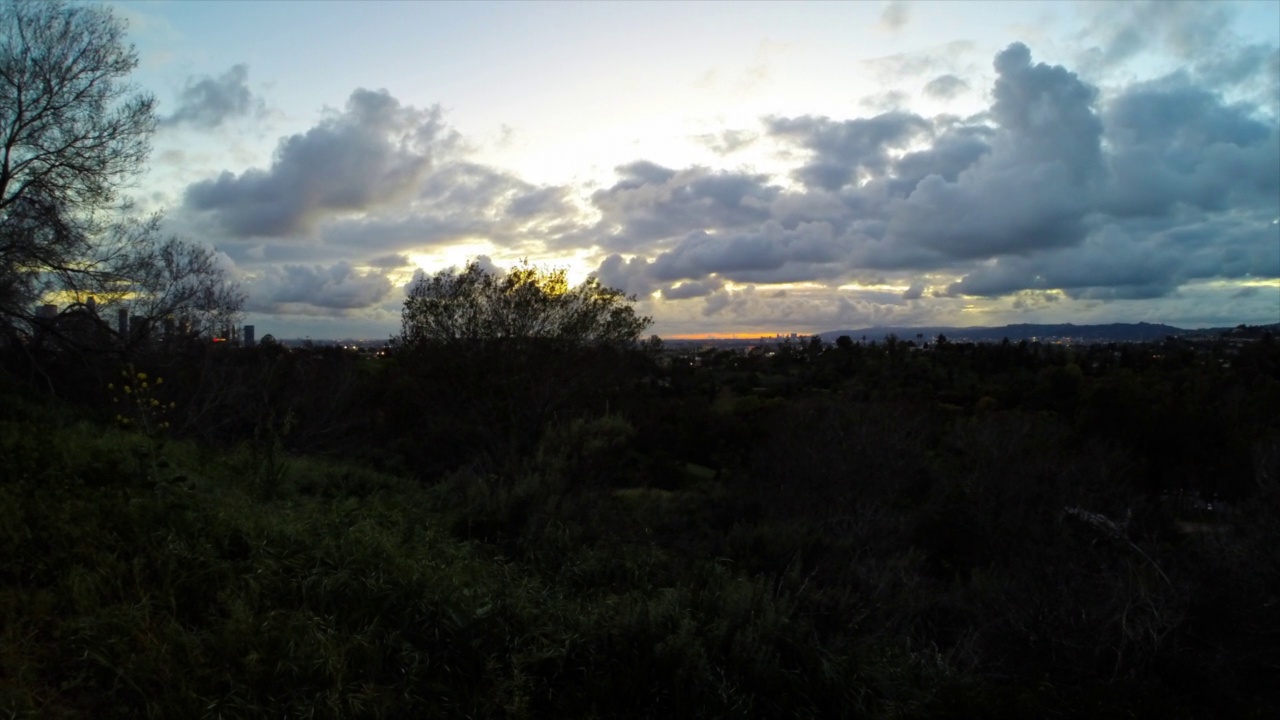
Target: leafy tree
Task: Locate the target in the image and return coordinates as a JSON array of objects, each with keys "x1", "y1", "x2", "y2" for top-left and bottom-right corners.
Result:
[
  {"x1": 399, "y1": 259, "x2": 650, "y2": 349},
  {"x1": 395, "y1": 260, "x2": 651, "y2": 473}
]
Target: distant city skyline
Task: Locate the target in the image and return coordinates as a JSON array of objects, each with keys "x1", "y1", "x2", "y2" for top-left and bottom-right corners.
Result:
[{"x1": 113, "y1": 0, "x2": 1279, "y2": 339}]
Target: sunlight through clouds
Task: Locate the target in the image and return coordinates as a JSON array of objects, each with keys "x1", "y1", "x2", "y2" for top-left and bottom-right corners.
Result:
[{"x1": 112, "y1": 0, "x2": 1280, "y2": 338}]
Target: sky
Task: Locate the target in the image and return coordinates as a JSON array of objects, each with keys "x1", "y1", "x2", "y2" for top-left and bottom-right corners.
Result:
[{"x1": 109, "y1": 0, "x2": 1279, "y2": 339}]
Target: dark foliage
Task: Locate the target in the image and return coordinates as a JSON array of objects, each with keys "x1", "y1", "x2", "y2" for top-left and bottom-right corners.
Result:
[{"x1": 2, "y1": 326, "x2": 1278, "y2": 717}]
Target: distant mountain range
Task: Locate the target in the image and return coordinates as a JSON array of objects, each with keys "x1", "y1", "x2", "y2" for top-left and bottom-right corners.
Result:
[{"x1": 816, "y1": 322, "x2": 1280, "y2": 344}]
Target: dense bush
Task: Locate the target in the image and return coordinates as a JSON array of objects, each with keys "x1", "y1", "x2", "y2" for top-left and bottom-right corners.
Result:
[{"x1": 3, "y1": 330, "x2": 1278, "y2": 717}]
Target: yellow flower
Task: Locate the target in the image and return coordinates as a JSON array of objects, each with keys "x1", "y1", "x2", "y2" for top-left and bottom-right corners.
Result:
[
  {"x1": 107, "y1": 383, "x2": 114, "y2": 390},
  {"x1": 137, "y1": 372, "x2": 147, "y2": 381},
  {"x1": 123, "y1": 386, "x2": 131, "y2": 394},
  {"x1": 155, "y1": 377, "x2": 163, "y2": 385},
  {"x1": 150, "y1": 399, "x2": 159, "y2": 407},
  {"x1": 168, "y1": 402, "x2": 176, "y2": 409}
]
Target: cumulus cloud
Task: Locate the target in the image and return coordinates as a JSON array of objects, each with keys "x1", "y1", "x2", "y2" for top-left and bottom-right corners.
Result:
[
  {"x1": 176, "y1": 34, "x2": 1277, "y2": 335},
  {"x1": 580, "y1": 39, "x2": 1277, "y2": 331},
  {"x1": 318, "y1": 161, "x2": 583, "y2": 258},
  {"x1": 766, "y1": 111, "x2": 932, "y2": 191},
  {"x1": 595, "y1": 254, "x2": 657, "y2": 298},
  {"x1": 1101, "y1": 73, "x2": 1278, "y2": 216},
  {"x1": 244, "y1": 261, "x2": 395, "y2": 313},
  {"x1": 184, "y1": 88, "x2": 456, "y2": 237},
  {"x1": 162, "y1": 64, "x2": 264, "y2": 129},
  {"x1": 871, "y1": 43, "x2": 1104, "y2": 265},
  {"x1": 586, "y1": 162, "x2": 779, "y2": 252}
]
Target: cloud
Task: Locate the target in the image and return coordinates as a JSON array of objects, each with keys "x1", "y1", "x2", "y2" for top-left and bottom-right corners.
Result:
[
  {"x1": 661, "y1": 277, "x2": 725, "y2": 300},
  {"x1": 1077, "y1": 0, "x2": 1237, "y2": 70},
  {"x1": 368, "y1": 253, "x2": 411, "y2": 269},
  {"x1": 579, "y1": 39, "x2": 1277, "y2": 333},
  {"x1": 318, "y1": 161, "x2": 584, "y2": 258},
  {"x1": 1101, "y1": 73, "x2": 1279, "y2": 217},
  {"x1": 162, "y1": 64, "x2": 264, "y2": 129},
  {"x1": 879, "y1": 0, "x2": 911, "y2": 32},
  {"x1": 861, "y1": 41, "x2": 978, "y2": 84},
  {"x1": 692, "y1": 129, "x2": 759, "y2": 155},
  {"x1": 177, "y1": 33, "x2": 1277, "y2": 336},
  {"x1": 869, "y1": 43, "x2": 1104, "y2": 265},
  {"x1": 595, "y1": 254, "x2": 657, "y2": 298},
  {"x1": 648, "y1": 221, "x2": 846, "y2": 284},
  {"x1": 767, "y1": 111, "x2": 932, "y2": 190},
  {"x1": 184, "y1": 89, "x2": 456, "y2": 237},
  {"x1": 587, "y1": 162, "x2": 779, "y2": 252},
  {"x1": 923, "y1": 74, "x2": 969, "y2": 100},
  {"x1": 244, "y1": 261, "x2": 395, "y2": 313}
]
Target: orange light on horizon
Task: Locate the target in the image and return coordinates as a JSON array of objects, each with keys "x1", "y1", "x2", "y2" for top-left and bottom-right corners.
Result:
[{"x1": 664, "y1": 332, "x2": 790, "y2": 341}]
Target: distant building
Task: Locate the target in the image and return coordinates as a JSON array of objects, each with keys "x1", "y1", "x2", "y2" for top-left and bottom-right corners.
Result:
[
  {"x1": 117, "y1": 308, "x2": 128, "y2": 336},
  {"x1": 37, "y1": 304, "x2": 58, "y2": 319},
  {"x1": 244, "y1": 324, "x2": 255, "y2": 347}
]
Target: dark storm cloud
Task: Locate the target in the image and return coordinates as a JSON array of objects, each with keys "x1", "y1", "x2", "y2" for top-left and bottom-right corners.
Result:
[
  {"x1": 244, "y1": 261, "x2": 395, "y2": 313},
  {"x1": 184, "y1": 89, "x2": 455, "y2": 237},
  {"x1": 162, "y1": 64, "x2": 263, "y2": 129}
]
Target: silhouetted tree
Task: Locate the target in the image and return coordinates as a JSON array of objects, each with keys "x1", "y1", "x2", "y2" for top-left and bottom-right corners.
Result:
[
  {"x1": 0, "y1": 1, "x2": 241, "y2": 378},
  {"x1": 399, "y1": 259, "x2": 650, "y2": 350},
  {"x1": 0, "y1": 0, "x2": 155, "y2": 333},
  {"x1": 394, "y1": 259, "x2": 652, "y2": 474}
]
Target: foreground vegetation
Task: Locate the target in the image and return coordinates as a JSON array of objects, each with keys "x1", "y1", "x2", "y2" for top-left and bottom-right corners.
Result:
[{"x1": 3, "y1": 328, "x2": 1279, "y2": 718}]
